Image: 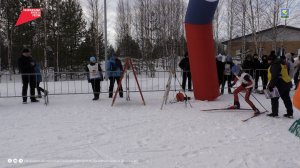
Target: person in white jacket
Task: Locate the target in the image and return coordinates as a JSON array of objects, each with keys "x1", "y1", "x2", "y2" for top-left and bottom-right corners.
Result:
[{"x1": 86, "y1": 56, "x2": 103, "y2": 100}]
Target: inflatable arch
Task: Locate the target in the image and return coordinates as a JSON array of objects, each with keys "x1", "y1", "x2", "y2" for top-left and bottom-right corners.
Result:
[
  {"x1": 185, "y1": 0, "x2": 219, "y2": 101},
  {"x1": 293, "y1": 84, "x2": 300, "y2": 110}
]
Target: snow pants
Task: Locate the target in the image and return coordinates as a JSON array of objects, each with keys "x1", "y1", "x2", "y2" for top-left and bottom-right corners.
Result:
[{"x1": 233, "y1": 85, "x2": 256, "y2": 110}]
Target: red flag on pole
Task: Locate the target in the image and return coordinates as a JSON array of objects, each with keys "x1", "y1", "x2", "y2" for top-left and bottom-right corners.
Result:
[{"x1": 16, "y1": 8, "x2": 41, "y2": 26}]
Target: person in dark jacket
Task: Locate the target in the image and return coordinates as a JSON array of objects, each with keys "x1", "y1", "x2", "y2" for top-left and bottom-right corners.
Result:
[
  {"x1": 267, "y1": 51, "x2": 293, "y2": 118},
  {"x1": 106, "y1": 54, "x2": 123, "y2": 98},
  {"x1": 34, "y1": 63, "x2": 48, "y2": 98},
  {"x1": 252, "y1": 54, "x2": 261, "y2": 90},
  {"x1": 179, "y1": 52, "x2": 192, "y2": 91},
  {"x1": 216, "y1": 54, "x2": 225, "y2": 88},
  {"x1": 242, "y1": 54, "x2": 254, "y2": 77},
  {"x1": 86, "y1": 56, "x2": 103, "y2": 100},
  {"x1": 260, "y1": 55, "x2": 269, "y2": 90},
  {"x1": 18, "y1": 49, "x2": 39, "y2": 103}
]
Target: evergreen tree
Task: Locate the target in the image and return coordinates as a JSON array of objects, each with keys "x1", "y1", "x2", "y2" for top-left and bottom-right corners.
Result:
[
  {"x1": 58, "y1": 0, "x2": 86, "y2": 70},
  {"x1": 117, "y1": 33, "x2": 141, "y2": 59}
]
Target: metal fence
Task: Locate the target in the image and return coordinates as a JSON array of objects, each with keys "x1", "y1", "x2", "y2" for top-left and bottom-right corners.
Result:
[
  {"x1": 0, "y1": 69, "x2": 273, "y2": 101},
  {"x1": 0, "y1": 70, "x2": 184, "y2": 99}
]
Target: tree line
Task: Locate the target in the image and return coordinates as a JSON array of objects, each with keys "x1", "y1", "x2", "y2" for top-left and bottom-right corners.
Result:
[
  {"x1": 214, "y1": 0, "x2": 299, "y2": 60},
  {"x1": 0, "y1": 0, "x2": 299, "y2": 74}
]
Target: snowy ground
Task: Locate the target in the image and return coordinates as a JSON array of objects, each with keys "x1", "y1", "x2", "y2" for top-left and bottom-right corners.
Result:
[{"x1": 1, "y1": 89, "x2": 300, "y2": 168}]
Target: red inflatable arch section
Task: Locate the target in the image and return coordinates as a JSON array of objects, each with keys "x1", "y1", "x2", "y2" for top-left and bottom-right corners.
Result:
[{"x1": 185, "y1": 0, "x2": 219, "y2": 101}]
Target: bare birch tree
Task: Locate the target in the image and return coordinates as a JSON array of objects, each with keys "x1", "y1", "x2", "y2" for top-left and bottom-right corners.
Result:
[{"x1": 86, "y1": 0, "x2": 103, "y2": 61}]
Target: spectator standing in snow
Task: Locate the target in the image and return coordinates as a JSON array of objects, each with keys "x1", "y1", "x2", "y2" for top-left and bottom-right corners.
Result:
[
  {"x1": 260, "y1": 55, "x2": 269, "y2": 90},
  {"x1": 179, "y1": 52, "x2": 192, "y2": 91},
  {"x1": 252, "y1": 54, "x2": 261, "y2": 91},
  {"x1": 106, "y1": 54, "x2": 123, "y2": 98},
  {"x1": 266, "y1": 51, "x2": 293, "y2": 118},
  {"x1": 242, "y1": 54, "x2": 254, "y2": 78},
  {"x1": 221, "y1": 55, "x2": 234, "y2": 94},
  {"x1": 229, "y1": 65, "x2": 260, "y2": 115},
  {"x1": 18, "y1": 49, "x2": 39, "y2": 104},
  {"x1": 284, "y1": 53, "x2": 294, "y2": 80},
  {"x1": 86, "y1": 56, "x2": 103, "y2": 100},
  {"x1": 216, "y1": 54, "x2": 225, "y2": 88},
  {"x1": 34, "y1": 63, "x2": 48, "y2": 98}
]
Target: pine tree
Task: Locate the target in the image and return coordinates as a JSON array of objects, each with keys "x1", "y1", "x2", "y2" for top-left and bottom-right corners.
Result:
[{"x1": 57, "y1": 0, "x2": 86, "y2": 70}]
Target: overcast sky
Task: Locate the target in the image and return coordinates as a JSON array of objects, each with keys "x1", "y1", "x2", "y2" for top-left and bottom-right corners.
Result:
[{"x1": 79, "y1": 0, "x2": 300, "y2": 46}]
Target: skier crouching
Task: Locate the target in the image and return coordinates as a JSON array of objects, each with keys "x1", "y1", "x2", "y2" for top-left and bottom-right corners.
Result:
[{"x1": 229, "y1": 65, "x2": 260, "y2": 115}]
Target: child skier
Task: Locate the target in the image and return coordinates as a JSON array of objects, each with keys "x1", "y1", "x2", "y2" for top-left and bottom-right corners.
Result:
[{"x1": 229, "y1": 65, "x2": 260, "y2": 115}]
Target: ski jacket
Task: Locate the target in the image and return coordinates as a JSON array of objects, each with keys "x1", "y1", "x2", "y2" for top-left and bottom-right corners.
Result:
[
  {"x1": 86, "y1": 63, "x2": 103, "y2": 81},
  {"x1": 18, "y1": 55, "x2": 35, "y2": 74},
  {"x1": 267, "y1": 60, "x2": 292, "y2": 89},
  {"x1": 179, "y1": 57, "x2": 190, "y2": 72},
  {"x1": 105, "y1": 56, "x2": 123, "y2": 77},
  {"x1": 34, "y1": 64, "x2": 42, "y2": 83},
  {"x1": 233, "y1": 72, "x2": 254, "y2": 89}
]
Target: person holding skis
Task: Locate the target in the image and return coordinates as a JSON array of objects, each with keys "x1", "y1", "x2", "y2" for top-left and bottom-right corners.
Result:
[{"x1": 229, "y1": 65, "x2": 260, "y2": 115}]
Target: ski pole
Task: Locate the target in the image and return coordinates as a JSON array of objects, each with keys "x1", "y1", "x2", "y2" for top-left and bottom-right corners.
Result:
[
  {"x1": 250, "y1": 93, "x2": 269, "y2": 112},
  {"x1": 238, "y1": 92, "x2": 268, "y2": 112}
]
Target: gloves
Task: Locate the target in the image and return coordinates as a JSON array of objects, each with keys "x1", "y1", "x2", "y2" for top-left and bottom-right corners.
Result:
[
  {"x1": 229, "y1": 83, "x2": 235, "y2": 88},
  {"x1": 88, "y1": 79, "x2": 91, "y2": 83},
  {"x1": 268, "y1": 86, "x2": 274, "y2": 92}
]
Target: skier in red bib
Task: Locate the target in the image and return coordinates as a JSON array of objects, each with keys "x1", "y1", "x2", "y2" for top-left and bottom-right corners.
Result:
[{"x1": 229, "y1": 65, "x2": 260, "y2": 115}]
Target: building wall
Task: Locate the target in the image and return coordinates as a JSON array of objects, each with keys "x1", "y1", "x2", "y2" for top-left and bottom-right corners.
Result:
[
  {"x1": 230, "y1": 41, "x2": 300, "y2": 57},
  {"x1": 225, "y1": 27, "x2": 300, "y2": 57}
]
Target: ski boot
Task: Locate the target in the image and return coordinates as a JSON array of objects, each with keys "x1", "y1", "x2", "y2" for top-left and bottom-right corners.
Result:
[
  {"x1": 267, "y1": 113, "x2": 278, "y2": 117},
  {"x1": 253, "y1": 108, "x2": 260, "y2": 116},
  {"x1": 228, "y1": 101, "x2": 240, "y2": 109},
  {"x1": 283, "y1": 114, "x2": 293, "y2": 118}
]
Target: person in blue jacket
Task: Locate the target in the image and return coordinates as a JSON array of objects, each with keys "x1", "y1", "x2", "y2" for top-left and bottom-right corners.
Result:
[
  {"x1": 34, "y1": 63, "x2": 48, "y2": 98},
  {"x1": 106, "y1": 54, "x2": 123, "y2": 98}
]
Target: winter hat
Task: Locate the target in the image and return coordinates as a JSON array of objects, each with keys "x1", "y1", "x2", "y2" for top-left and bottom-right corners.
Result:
[
  {"x1": 231, "y1": 64, "x2": 241, "y2": 75},
  {"x1": 226, "y1": 56, "x2": 233, "y2": 62},
  {"x1": 90, "y1": 56, "x2": 96, "y2": 62},
  {"x1": 217, "y1": 54, "x2": 223, "y2": 61}
]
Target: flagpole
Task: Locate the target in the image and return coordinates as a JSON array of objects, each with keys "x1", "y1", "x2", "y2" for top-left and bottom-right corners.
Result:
[{"x1": 104, "y1": 0, "x2": 108, "y2": 80}]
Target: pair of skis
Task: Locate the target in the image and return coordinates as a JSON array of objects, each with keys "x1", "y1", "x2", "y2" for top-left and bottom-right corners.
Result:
[{"x1": 201, "y1": 107, "x2": 268, "y2": 122}]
